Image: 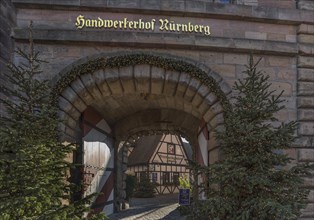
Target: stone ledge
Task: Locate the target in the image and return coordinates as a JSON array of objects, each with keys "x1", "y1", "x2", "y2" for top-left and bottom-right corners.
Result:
[
  {"x1": 12, "y1": 0, "x2": 314, "y2": 25},
  {"x1": 13, "y1": 28, "x2": 298, "y2": 56}
]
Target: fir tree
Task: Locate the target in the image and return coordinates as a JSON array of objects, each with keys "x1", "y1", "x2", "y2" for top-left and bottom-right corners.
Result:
[
  {"x1": 134, "y1": 173, "x2": 156, "y2": 198},
  {"x1": 192, "y1": 56, "x2": 311, "y2": 220},
  {"x1": 0, "y1": 22, "x2": 106, "y2": 220}
]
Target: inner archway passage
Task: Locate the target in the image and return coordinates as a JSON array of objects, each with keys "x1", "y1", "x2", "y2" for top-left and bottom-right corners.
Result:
[{"x1": 50, "y1": 52, "x2": 231, "y2": 215}]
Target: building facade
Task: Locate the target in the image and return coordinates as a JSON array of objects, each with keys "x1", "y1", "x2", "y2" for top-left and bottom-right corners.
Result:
[
  {"x1": 127, "y1": 134, "x2": 192, "y2": 195},
  {"x1": 0, "y1": 0, "x2": 313, "y2": 218}
]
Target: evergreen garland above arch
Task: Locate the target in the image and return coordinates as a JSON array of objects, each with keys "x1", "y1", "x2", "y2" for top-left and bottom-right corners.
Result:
[{"x1": 50, "y1": 53, "x2": 231, "y2": 112}]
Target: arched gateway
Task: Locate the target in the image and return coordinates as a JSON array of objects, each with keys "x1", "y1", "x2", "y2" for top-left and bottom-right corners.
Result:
[{"x1": 51, "y1": 52, "x2": 231, "y2": 215}]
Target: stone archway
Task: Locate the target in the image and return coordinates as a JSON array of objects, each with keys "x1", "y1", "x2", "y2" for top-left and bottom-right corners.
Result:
[{"x1": 50, "y1": 52, "x2": 231, "y2": 214}]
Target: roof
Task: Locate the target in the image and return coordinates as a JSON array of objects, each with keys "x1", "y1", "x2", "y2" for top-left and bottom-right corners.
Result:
[
  {"x1": 182, "y1": 141, "x2": 193, "y2": 161},
  {"x1": 128, "y1": 135, "x2": 162, "y2": 165},
  {"x1": 128, "y1": 134, "x2": 193, "y2": 165}
]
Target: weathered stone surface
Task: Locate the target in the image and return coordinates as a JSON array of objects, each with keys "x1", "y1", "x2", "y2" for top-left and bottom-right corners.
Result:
[
  {"x1": 151, "y1": 67, "x2": 165, "y2": 95},
  {"x1": 298, "y1": 56, "x2": 314, "y2": 68},
  {"x1": 5, "y1": 1, "x2": 314, "y2": 217},
  {"x1": 298, "y1": 68, "x2": 314, "y2": 82},
  {"x1": 298, "y1": 82, "x2": 314, "y2": 96},
  {"x1": 299, "y1": 44, "x2": 314, "y2": 55},
  {"x1": 105, "y1": 68, "x2": 124, "y2": 95},
  {"x1": 80, "y1": 73, "x2": 103, "y2": 100},
  {"x1": 294, "y1": 137, "x2": 314, "y2": 148},
  {"x1": 298, "y1": 0, "x2": 314, "y2": 11},
  {"x1": 71, "y1": 78, "x2": 95, "y2": 106},
  {"x1": 299, "y1": 109, "x2": 314, "y2": 121},
  {"x1": 134, "y1": 64, "x2": 151, "y2": 93},
  {"x1": 140, "y1": 0, "x2": 160, "y2": 10},
  {"x1": 185, "y1": 0, "x2": 206, "y2": 13},
  {"x1": 298, "y1": 34, "x2": 314, "y2": 44},
  {"x1": 108, "y1": 0, "x2": 140, "y2": 8},
  {"x1": 258, "y1": 0, "x2": 295, "y2": 9},
  {"x1": 298, "y1": 24, "x2": 314, "y2": 35},
  {"x1": 298, "y1": 149, "x2": 314, "y2": 162},
  {"x1": 224, "y1": 53, "x2": 248, "y2": 65},
  {"x1": 298, "y1": 97, "x2": 314, "y2": 108},
  {"x1": 299, "y1": 122, "x2": 314, "y2": 136},
  {"x1": 309, "y1": 190, "x2": 314, "y2": 203}
]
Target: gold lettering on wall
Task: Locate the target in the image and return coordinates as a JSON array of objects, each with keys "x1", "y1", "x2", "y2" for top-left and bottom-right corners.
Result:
[{"x1": 75, "y1": 15, "x2": 210, "y2": 36}]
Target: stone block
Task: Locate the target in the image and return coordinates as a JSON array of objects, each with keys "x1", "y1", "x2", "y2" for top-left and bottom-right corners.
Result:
[
  {"x1": 298, "y1": 24, "x2": 314, "y2": 35},
  {"x1": 298, "y1": 0, "x2": 314, "y2": 11},
  {"x1": 210, "y1": 64, "x2": 236, "y2": 79},
  {"x1": 298, "y1": 149, "x2": 314, "y2": 162},
  {"x1": 298, "y1": 34, "x2": 314, "y2": 44},
  {"x1": 302, "y1": 203, "x2": 314, "y2": 215},
  {"x1": 151, "y1": 67, "x2": 165, "y2": 95},
  {"x1": 105, "y1": 68, "x2": 123, "y2": 95},
  {"x1": 298, "y1": 68, "x2": 314, "y2": 82},
  {"x1": 258, "y1": 0, "x2": 295, "y2": 9},
  {"x1": 12, "y1": 0, "x2": 80, "y2": 6},
  {"x1": 298, "y1": 82, "x2": 314, "y2": 96},
  {"x1": 185, "y1": 0, "x2": 206, "y2": 13},
  {"x1": 269, "y1": 81, "x2": 293, "y2": 96},
  {"x1": 164, "y1": 70, "x2": 180, "y2": 95},
  {"x1": 219, "y1": 81, "x2": 232, "y2": 95},
  {"x1": 160, "y1": 0, "x2": 184, "y2": 11},
  {"x1": 298, "y1": 97, "x2": 314, "y2": 108},
  {"x1": 80, "y1": 74, "x2": 103, "y2": 100},
  {"x1": 107, "y1": 0, "x2": 139, "y2": 8},
  {"x1": 286, "y1": 35, "x2": 296, "y2": 42},
  {"x1": 245, "y1": 31, "x2": 267, "y2": 40},
  {"x1": 299, "y1": 122, "x2": 314, "y2": 136},
  {"x1": 199, "y1": 51, "x2": 223, "y2": 64},
  {"x1": 309, "y1": 190, "x2": 314, "y2": 203},
  {"x1": 298, "y1": 56, "x2": 314, "y2": 68},
  {"x1": 140, "y1": 0, "x2": 160, "y2": 10},
  {"x1": 134, "y1": 64, "x2": 150, "y2": 93},
  {"x1": 267, "y1": 33, "x2": 286, "y2": 41},
  {"x1": 223, "y1": 53, "x2": 248, "y2": 65},
  {"x1": 267, "y1": 56, "x2": 296, "y2": 67},
  {"x1": 277, "y1": 68, "x2": 296, "y2": 80},
  {"x1": 299, "y1": 44, "x2": 314, "y2": 55},
  {"x1": 294, "y1": 137, "x2": 314, "y2": 148},
  {"x1": 80, "y1": 0, "x2": 107, "y2": 6},
  {"x1": 299, "y1": 109, "x2": 314, "y2": 121},
  {"x1": 71, "y1": 79, "x2": 95, "y2": 106}
]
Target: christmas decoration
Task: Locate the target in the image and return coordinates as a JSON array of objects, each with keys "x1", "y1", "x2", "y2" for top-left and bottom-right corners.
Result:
[
  {"x1": 0, "y1": 22, "x2": 106, "y2": 220},
  {"x1": 191, "y1": 55, "x2": 312, "y2": 220}
]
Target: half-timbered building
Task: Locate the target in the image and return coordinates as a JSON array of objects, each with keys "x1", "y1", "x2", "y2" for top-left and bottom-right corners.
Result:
[{"x1": 127, "y1": 134, "x2": 192, "y2": 195}]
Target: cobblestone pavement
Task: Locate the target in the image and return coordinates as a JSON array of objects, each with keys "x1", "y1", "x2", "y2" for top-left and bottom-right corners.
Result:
[{"x1": 108, "y1": 193, "x2": 187, "y2": 220}]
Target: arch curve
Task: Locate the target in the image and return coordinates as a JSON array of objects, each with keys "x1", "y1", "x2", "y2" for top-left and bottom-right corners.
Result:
[{"x1": 50, "y1": 52, "x2": 231, "y2": 142}]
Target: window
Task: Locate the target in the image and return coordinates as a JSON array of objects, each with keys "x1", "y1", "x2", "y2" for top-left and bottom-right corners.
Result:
[
  {"x1": 167, "y1": 144, "x2": 175, "y2": 154},
  {"x1": 152, "y1": 172, "x2": 158, "y2": 183},
  {"x1": 162, "y1": 172, "x2": 170, "y2": 184},
  {"x1": 139, "y1": 172, "x2": 148, "y2": 182},
  {"x1": 173, "y1": 172, "x2": 179, "y2": 185}
]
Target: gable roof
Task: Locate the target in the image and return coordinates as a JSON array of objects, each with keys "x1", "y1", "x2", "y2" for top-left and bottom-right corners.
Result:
[
  {"x1": 128, "y1": 134, "x2": 193, "y2": 166},
  {"x1": 128, "y1": 135, "x2": 162, "y2": 165}
]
